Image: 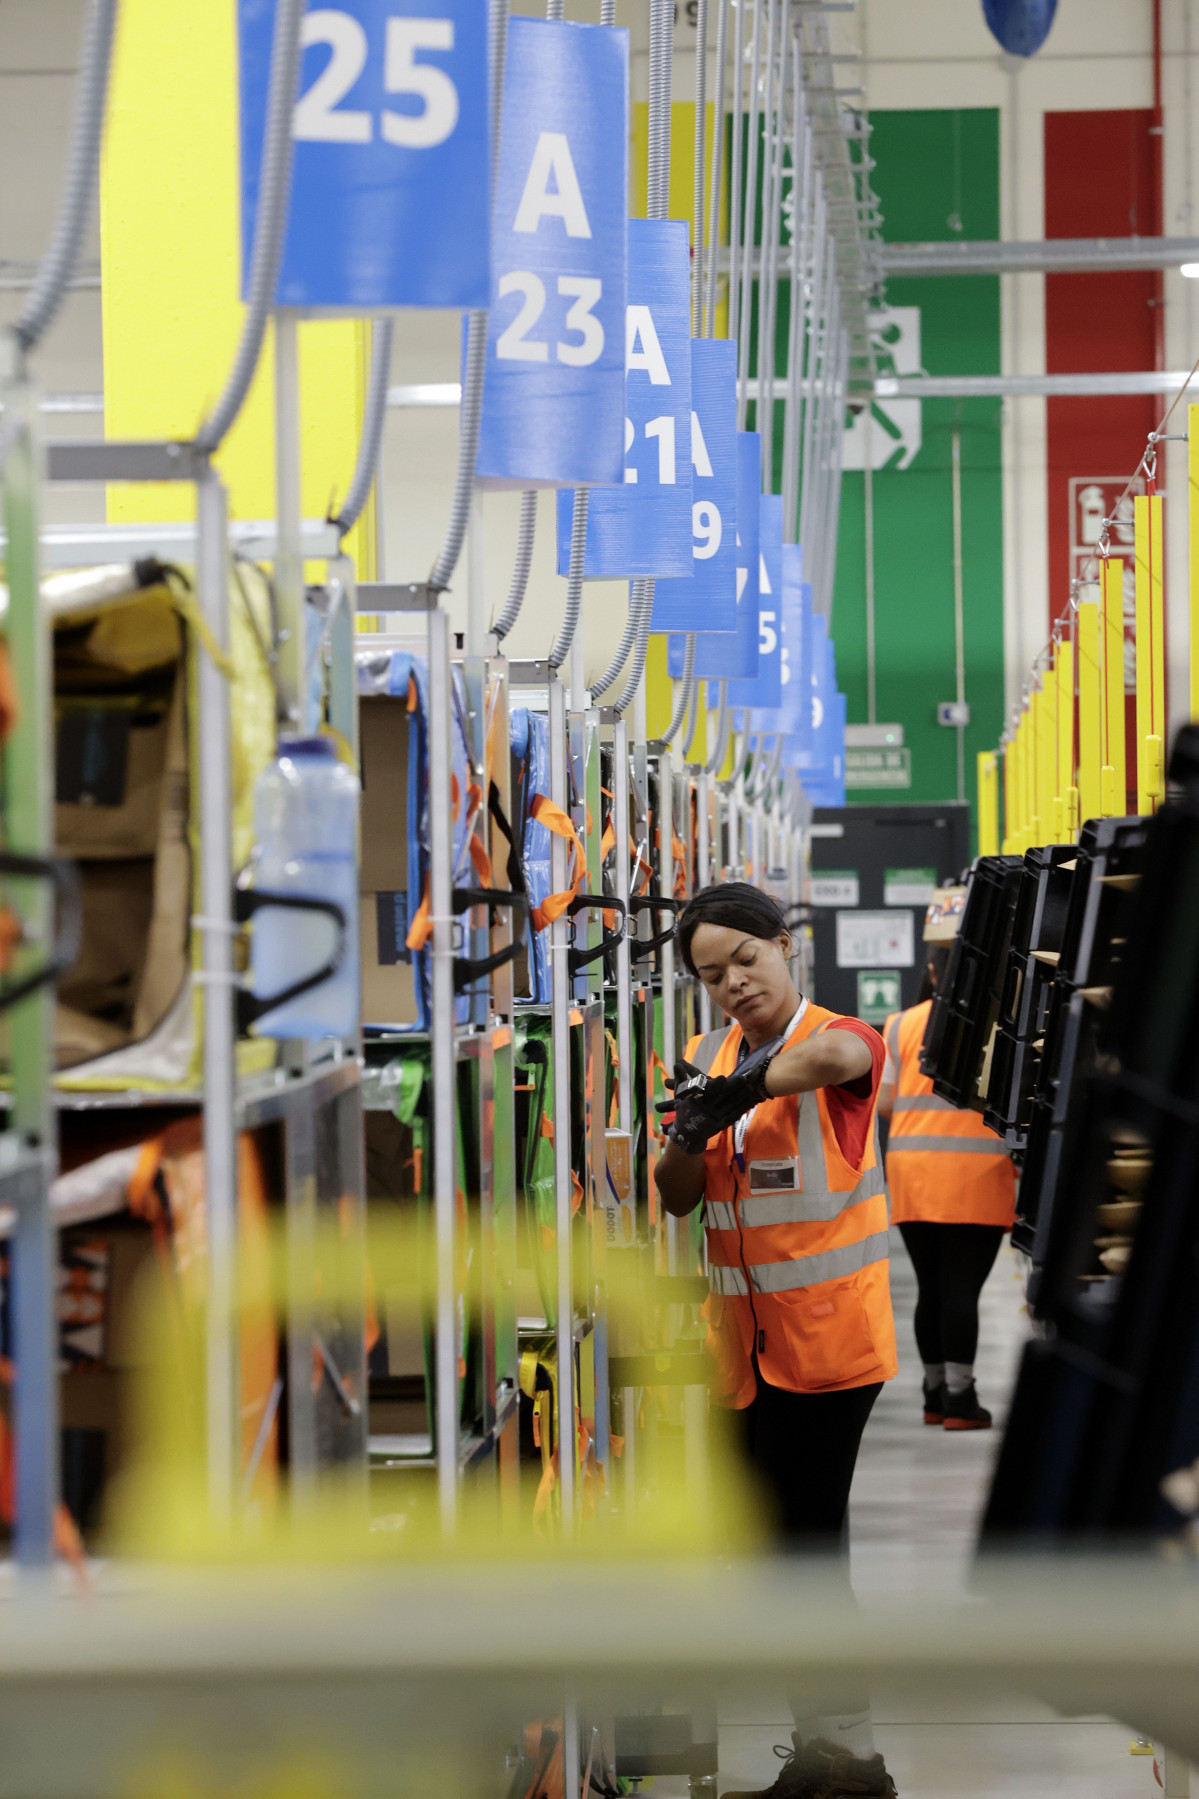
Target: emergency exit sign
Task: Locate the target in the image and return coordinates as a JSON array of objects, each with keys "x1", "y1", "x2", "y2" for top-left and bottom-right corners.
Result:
[{"x1": 845, "y1": 746, "x2": 911, "y2": 789}]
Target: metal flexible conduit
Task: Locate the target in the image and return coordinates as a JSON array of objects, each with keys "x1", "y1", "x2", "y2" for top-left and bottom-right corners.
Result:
[
  {"x1": 663, "y1": 631, "x2": 695, "y2": 744},
  {"x1": 548, "y1": 487, "x2": 588, "y2": 668},
  {"x1": 613, "y1": 0, "x2": 672, "y2": 719},
  {"x1": 706, "y1": 678, "x2": 731, "y2": 774},
  {"x1": 703, "y1": 0, "x2": 729, "y2": 339},
  {"x1": 682, "y1": 662, "x2": 702, "y2": 757},
  {"x1": 196, "y1": 0, "x2": 303, "y2": 454},
  {"x1": 429, "y1": 0, "x2": 508, "y2": 592},
  {"x1": 614, "y1": 576, "x2": 653, "y2": 717},
  {"x1": 14, "y1": 0, "x2": 117, "y2": 354},
  {"x1": 332, "y1": 316, "x2": 394, "y2": 537},
  {"x1": 492, "y1": 489, "x2": 537, "y2": 641}
]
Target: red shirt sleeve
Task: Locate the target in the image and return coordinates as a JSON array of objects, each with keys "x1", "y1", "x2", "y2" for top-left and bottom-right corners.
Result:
[{"x1": 821, "y1": 1017, "x2": 885, "y2": 1173}]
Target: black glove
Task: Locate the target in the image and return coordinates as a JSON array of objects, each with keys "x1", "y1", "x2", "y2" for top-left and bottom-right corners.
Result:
[{"x1": 656, "y1": 1036, "x2": 783, "y2": 1155}]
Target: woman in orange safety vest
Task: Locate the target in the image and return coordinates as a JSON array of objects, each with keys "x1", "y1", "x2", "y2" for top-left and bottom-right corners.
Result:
[
  {"x1": 655, "y1": 882, "x2": 897, "y2": 1798},
  {"x1": 879, "y1": 900, "x2": 1016, "y2": 1432}
]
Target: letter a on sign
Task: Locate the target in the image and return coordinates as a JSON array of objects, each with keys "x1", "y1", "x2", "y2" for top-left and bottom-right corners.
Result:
[
  {"x1": 650, "y1": 337, "x2": 738, "y2": 633},
  {"x1": 555, "y1": 217, "x2": 693, "y2": 576},
  {"x1": 239, "y1": 0, "x2": 492, "y2": 309},
  {"x1": 476, "y1": 18, "x2": 628, "y2": 489}
]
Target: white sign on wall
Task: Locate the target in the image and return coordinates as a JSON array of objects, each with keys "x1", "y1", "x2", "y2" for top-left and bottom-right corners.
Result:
[{"x1": 835, "y1": 909, "x2": 916, "y2": 970}]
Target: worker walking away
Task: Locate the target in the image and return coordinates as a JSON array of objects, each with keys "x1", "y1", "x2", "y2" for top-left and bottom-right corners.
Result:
[
  {"x1": 878, "y1": 886, "x2": 1016, "y2": 1431},
  {"x1": 655, "y1": 882, "x2": 897, "y2": 1799}
]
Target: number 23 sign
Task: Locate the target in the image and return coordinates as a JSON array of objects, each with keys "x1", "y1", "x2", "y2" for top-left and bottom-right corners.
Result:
[{"x1": 239, "y1": 0, "x2": 492, "y2": 310}]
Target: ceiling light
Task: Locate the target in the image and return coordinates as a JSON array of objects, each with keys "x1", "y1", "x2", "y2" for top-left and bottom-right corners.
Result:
[{"x1": 1181, "y1": 263, "x2": 1199, "y2": 278}]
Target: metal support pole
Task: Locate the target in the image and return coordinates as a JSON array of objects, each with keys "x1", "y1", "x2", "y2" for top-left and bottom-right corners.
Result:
[
  {"x1": 704, "y1": 0, "x2": 729, "y2": 339},
  {"x1": 727, "y1": 0, "x2": 747, "y2": 351},
  {"x1": 428, "y1": 605, "x2": 459, "y2": 1534},
  {"x1": 196, "y1": 466, "x2": 240, "y2": 1526},
  {"x1": 274, "y1": 309, "x2": 303, "y2": 728},
  {"x1": 757, "y1": 0, "x2": 784, "y2": 487},
  {"x1": 864, "y1": 433, "x2": 876, "y2": 724},
  {"x1": 797, "y1": 183, "x2": 826, "y2": 555},
  {"x1": 951, "y1": 427, "x2": 967, "y2": 803},
  {"x1": 658, "y1": 745, "x2": 677, "y2": 1271},
  {"x1": 466, "y1": 488, "x2": 486, "y2": 658},
  {"x1": 736, "y1": 0, "x2": 763, "y2": 430},
  {"x1": 548, "y1": 675, "x2": 576, "y2": 1530},
  {"x1": 696, "y1": 766, "x2": 711, "y2": 1027},
  {"x1": 781, "y1": 76, "x2": 810, "y2": 540},
  {"x1": 614, "y1": 715, "x2": 634, "y2": 1135},
  {"x1": 2, "y1": 354, "x2": 57, "y2": 1567}
]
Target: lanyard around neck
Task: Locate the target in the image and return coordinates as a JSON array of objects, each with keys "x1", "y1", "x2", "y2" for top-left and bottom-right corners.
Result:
[{"x1": 732, "y1": 997, "x2": 809, "y2": 1165}]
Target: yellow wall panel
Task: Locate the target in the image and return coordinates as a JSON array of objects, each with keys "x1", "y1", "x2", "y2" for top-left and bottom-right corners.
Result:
[{"x1": 100, "y1": 0, "x2": 374, "y2": 578}]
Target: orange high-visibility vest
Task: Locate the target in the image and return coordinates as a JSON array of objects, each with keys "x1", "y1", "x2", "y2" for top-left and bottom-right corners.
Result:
[
  {"x1": 688, "y1": 1002, "x2": 897, "y2": 1409},
  {"x1": 882, "y1": 1000, "x2": 1015, "y2": 1228}
]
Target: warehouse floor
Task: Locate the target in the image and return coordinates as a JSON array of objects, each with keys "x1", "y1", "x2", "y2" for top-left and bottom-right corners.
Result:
[{"x1": 695, "y1": 1237, "x2": 1164, "y2": 1799}]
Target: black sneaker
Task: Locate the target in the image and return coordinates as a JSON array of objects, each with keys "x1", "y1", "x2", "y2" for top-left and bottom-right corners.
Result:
[
  {"x1": 942, "y1": 1381, "x2": 992, "y2": 1431},
  {"x1": 721, "y1": 1734, "x2": 897, "y2": 1799},
  {"x1": 922, "y1": 1381, "x2": 945, "y2": 1425}
]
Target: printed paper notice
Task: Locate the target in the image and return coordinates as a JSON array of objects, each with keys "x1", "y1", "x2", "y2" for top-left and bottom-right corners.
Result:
[
  {"x1": 810, "y1": 871, "x2": 859, "y2": 908},
  {"x1": 836, "y1": 910, "x2": 915, "y2": 969}
]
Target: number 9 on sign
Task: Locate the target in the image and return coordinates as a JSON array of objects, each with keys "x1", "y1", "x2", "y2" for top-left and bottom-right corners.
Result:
[{"x1": 239, "y1": 0, "x2": 492, "y2": 310}]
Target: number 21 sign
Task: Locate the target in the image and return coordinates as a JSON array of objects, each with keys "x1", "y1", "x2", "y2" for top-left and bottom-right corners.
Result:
[{"x1": 239, "y1": 0, "x2": 492, "y2": 310}]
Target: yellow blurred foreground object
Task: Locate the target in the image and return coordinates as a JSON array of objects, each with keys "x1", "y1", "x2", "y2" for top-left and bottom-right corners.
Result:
[{"x1": 104, "y1": 1210, "x2": 769, "y2": 1567}]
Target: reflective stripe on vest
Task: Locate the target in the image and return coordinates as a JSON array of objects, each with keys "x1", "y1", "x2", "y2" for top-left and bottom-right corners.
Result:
[
  {"x1": 891, "y1": 1093, "x2": 957, "y2": 1112},
  {"x1": 709, "y1": 1228, "x2": 891, "y2": 1297},
  {"x1": 887, "y1": 1134, "x2": 1006, "y2": 1154},
  {"x1": 705, "y1": 1162, "x2": 885, "y2": 1232}
]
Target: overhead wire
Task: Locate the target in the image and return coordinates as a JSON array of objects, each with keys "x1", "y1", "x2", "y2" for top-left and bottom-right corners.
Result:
[
  {"x1": 614, "y1": 0, "x2": 674, "y2": 720},
  {"x1": 331, "y1": 317, "x2": 394, "y2": 538},
  {"x1": 13, "y1": 0, "x2": 117, "y2": 355},
  {"x1": 428, "y1": 0, "x2": 508, "y2": 593},
  {"x1": 195, "y1": 0, "x2": 304, "y2": 455},
  {"x1": 492, "y1": 490, "x2": 538, "y2": 642}
]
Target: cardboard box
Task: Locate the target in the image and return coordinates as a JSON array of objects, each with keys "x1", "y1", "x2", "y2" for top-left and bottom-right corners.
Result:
[
  {"x1": 361, "y1": 890, "x2": 419, "y2": 1026},
  {"x1": 602, "y1": 1130, "x2": 635, "y2": 1248},
  {"x1": 359, "y1": 696, "x2": 411, "y2": 894}
]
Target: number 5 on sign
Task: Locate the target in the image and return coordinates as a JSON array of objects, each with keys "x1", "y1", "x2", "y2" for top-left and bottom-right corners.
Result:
[{"x1": 239, "y1": 0, "x2": 492, "y2": 310}]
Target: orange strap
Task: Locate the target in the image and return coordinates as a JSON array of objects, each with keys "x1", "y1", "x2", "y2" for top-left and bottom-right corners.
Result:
[
  {"x1": 0, "y1": 910, "x2": 21, "y2": 976},
  {"x1": 600, "y1": 820, "x2": 616, "y2": 860},
  {"x1": 468, "y1": 834, "x2": 493, "y2": 885},
  {"x1": 406, "y1": 880, "x2": 433, "y2": 952},
  {"x1": 529, "y1": 793, "x2": 585, "y2": 932}
]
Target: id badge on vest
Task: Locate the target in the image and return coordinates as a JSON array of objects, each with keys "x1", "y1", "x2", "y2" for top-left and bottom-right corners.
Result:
[{"x1": 748, "y1": 1157, "x2": 800, "y2": 1195}]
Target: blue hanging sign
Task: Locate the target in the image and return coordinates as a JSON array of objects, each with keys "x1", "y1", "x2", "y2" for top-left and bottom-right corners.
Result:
[
  {"x1": 648, "y1": 337, "x2": 738, "y2": 630},
  {"x1": 982, "y1": 0, "x2": 1057, "y2": 57},
  {"x1": 691, "y1": 431, "x2": 762, "y2": 680},
  {"x1": 239, "y1": 0, "x2": 491, "y2": 310},
  {"x1": 555, "y1": 218, "x2": 693, "y2": 577},
  {"x1": 726, "y1": 491, "x2": 783, "y2": 709},
  {"x1": 476, "y1": 19, "x2": 628, "y2": 489},
  {"x1": 743, "y1": 543, "x2": 805, "y2": 735}
]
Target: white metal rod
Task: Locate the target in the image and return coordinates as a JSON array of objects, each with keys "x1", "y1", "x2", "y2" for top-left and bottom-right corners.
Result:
[
  {"x1": 273, "y1": 310, "x2": 303, "y2": 728},
  {"x1": 951, "y1": 427, "x2": 967, "y2": 805},
  {"x1": 614, "y1": 716, "x2": 634, "y2": 1135},
  {"x1": 427, "y1": 606, "x2": 459, "y2": 1535},
  {"x1": 548, "y1": 676, "x2": 576, "y2": 1530},
  {"x1": 3, "y1": 366, "x2": 57, "y2": 1567},
  {"x1": 197, "y1": 467, "x2": 240, "y2": 1528}
]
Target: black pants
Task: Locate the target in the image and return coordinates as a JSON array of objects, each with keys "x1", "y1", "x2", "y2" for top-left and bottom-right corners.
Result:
[
  {"x1": 733, "y1": 1376, "x2": 882, "y2": 1551},
  {"x1": 898, "y1": 1220, "x2": 1005, "y2": 1366}
]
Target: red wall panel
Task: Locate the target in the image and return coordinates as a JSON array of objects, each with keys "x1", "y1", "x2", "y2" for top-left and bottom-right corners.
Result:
[{"x1": 1044, "y1": 109, "x2": 1159, "y2": 630}]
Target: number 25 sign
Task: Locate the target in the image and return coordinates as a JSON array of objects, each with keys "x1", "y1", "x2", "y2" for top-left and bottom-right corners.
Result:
[{"x1": 239, "y1": 0, "x2": 492, "y2": 310}]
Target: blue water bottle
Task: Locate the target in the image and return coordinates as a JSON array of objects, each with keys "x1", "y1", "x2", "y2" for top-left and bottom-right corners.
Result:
[{"x1": 248, "y1": 736, "x2": 360, "y2": 1039}]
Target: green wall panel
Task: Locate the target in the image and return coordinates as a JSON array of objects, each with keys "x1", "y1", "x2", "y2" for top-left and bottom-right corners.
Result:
[{"x1": 831, "y1": 109, "x2": 1003, "y2": 846}]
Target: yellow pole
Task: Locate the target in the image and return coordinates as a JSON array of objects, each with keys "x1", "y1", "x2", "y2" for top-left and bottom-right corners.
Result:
[
  {"x1": 1101, "y1": 557, "x2": 1126, "y2": 814},
  {"x1": 977, "y1": 751, "x2": 999, "y2": 857},
  {"x1": 1077, "y1": 598, "x2": 1102, "y2": 825},
  {"x1": 1027, "y1": 689, "x2": 1042, "y2": 848},
  {"x1": 1190, "y1": 403, "x2": 1199, "y2": 721},
  {"x1": 1020, "y1": 708, "x2": 1033, "y2": 851},
  {"x1": 1001, "y1": 739, "x2": 1013, "y2": 854},
  {"x1": 1137, "y1": 489, "x2": 1159, "y2": 805},
  {"x1": 1057, "y1": 635, "x2": 1076, "y2": 838},
  {"x1": 1042, "y1": 660, "x2": 1060, "y2": 843}
]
